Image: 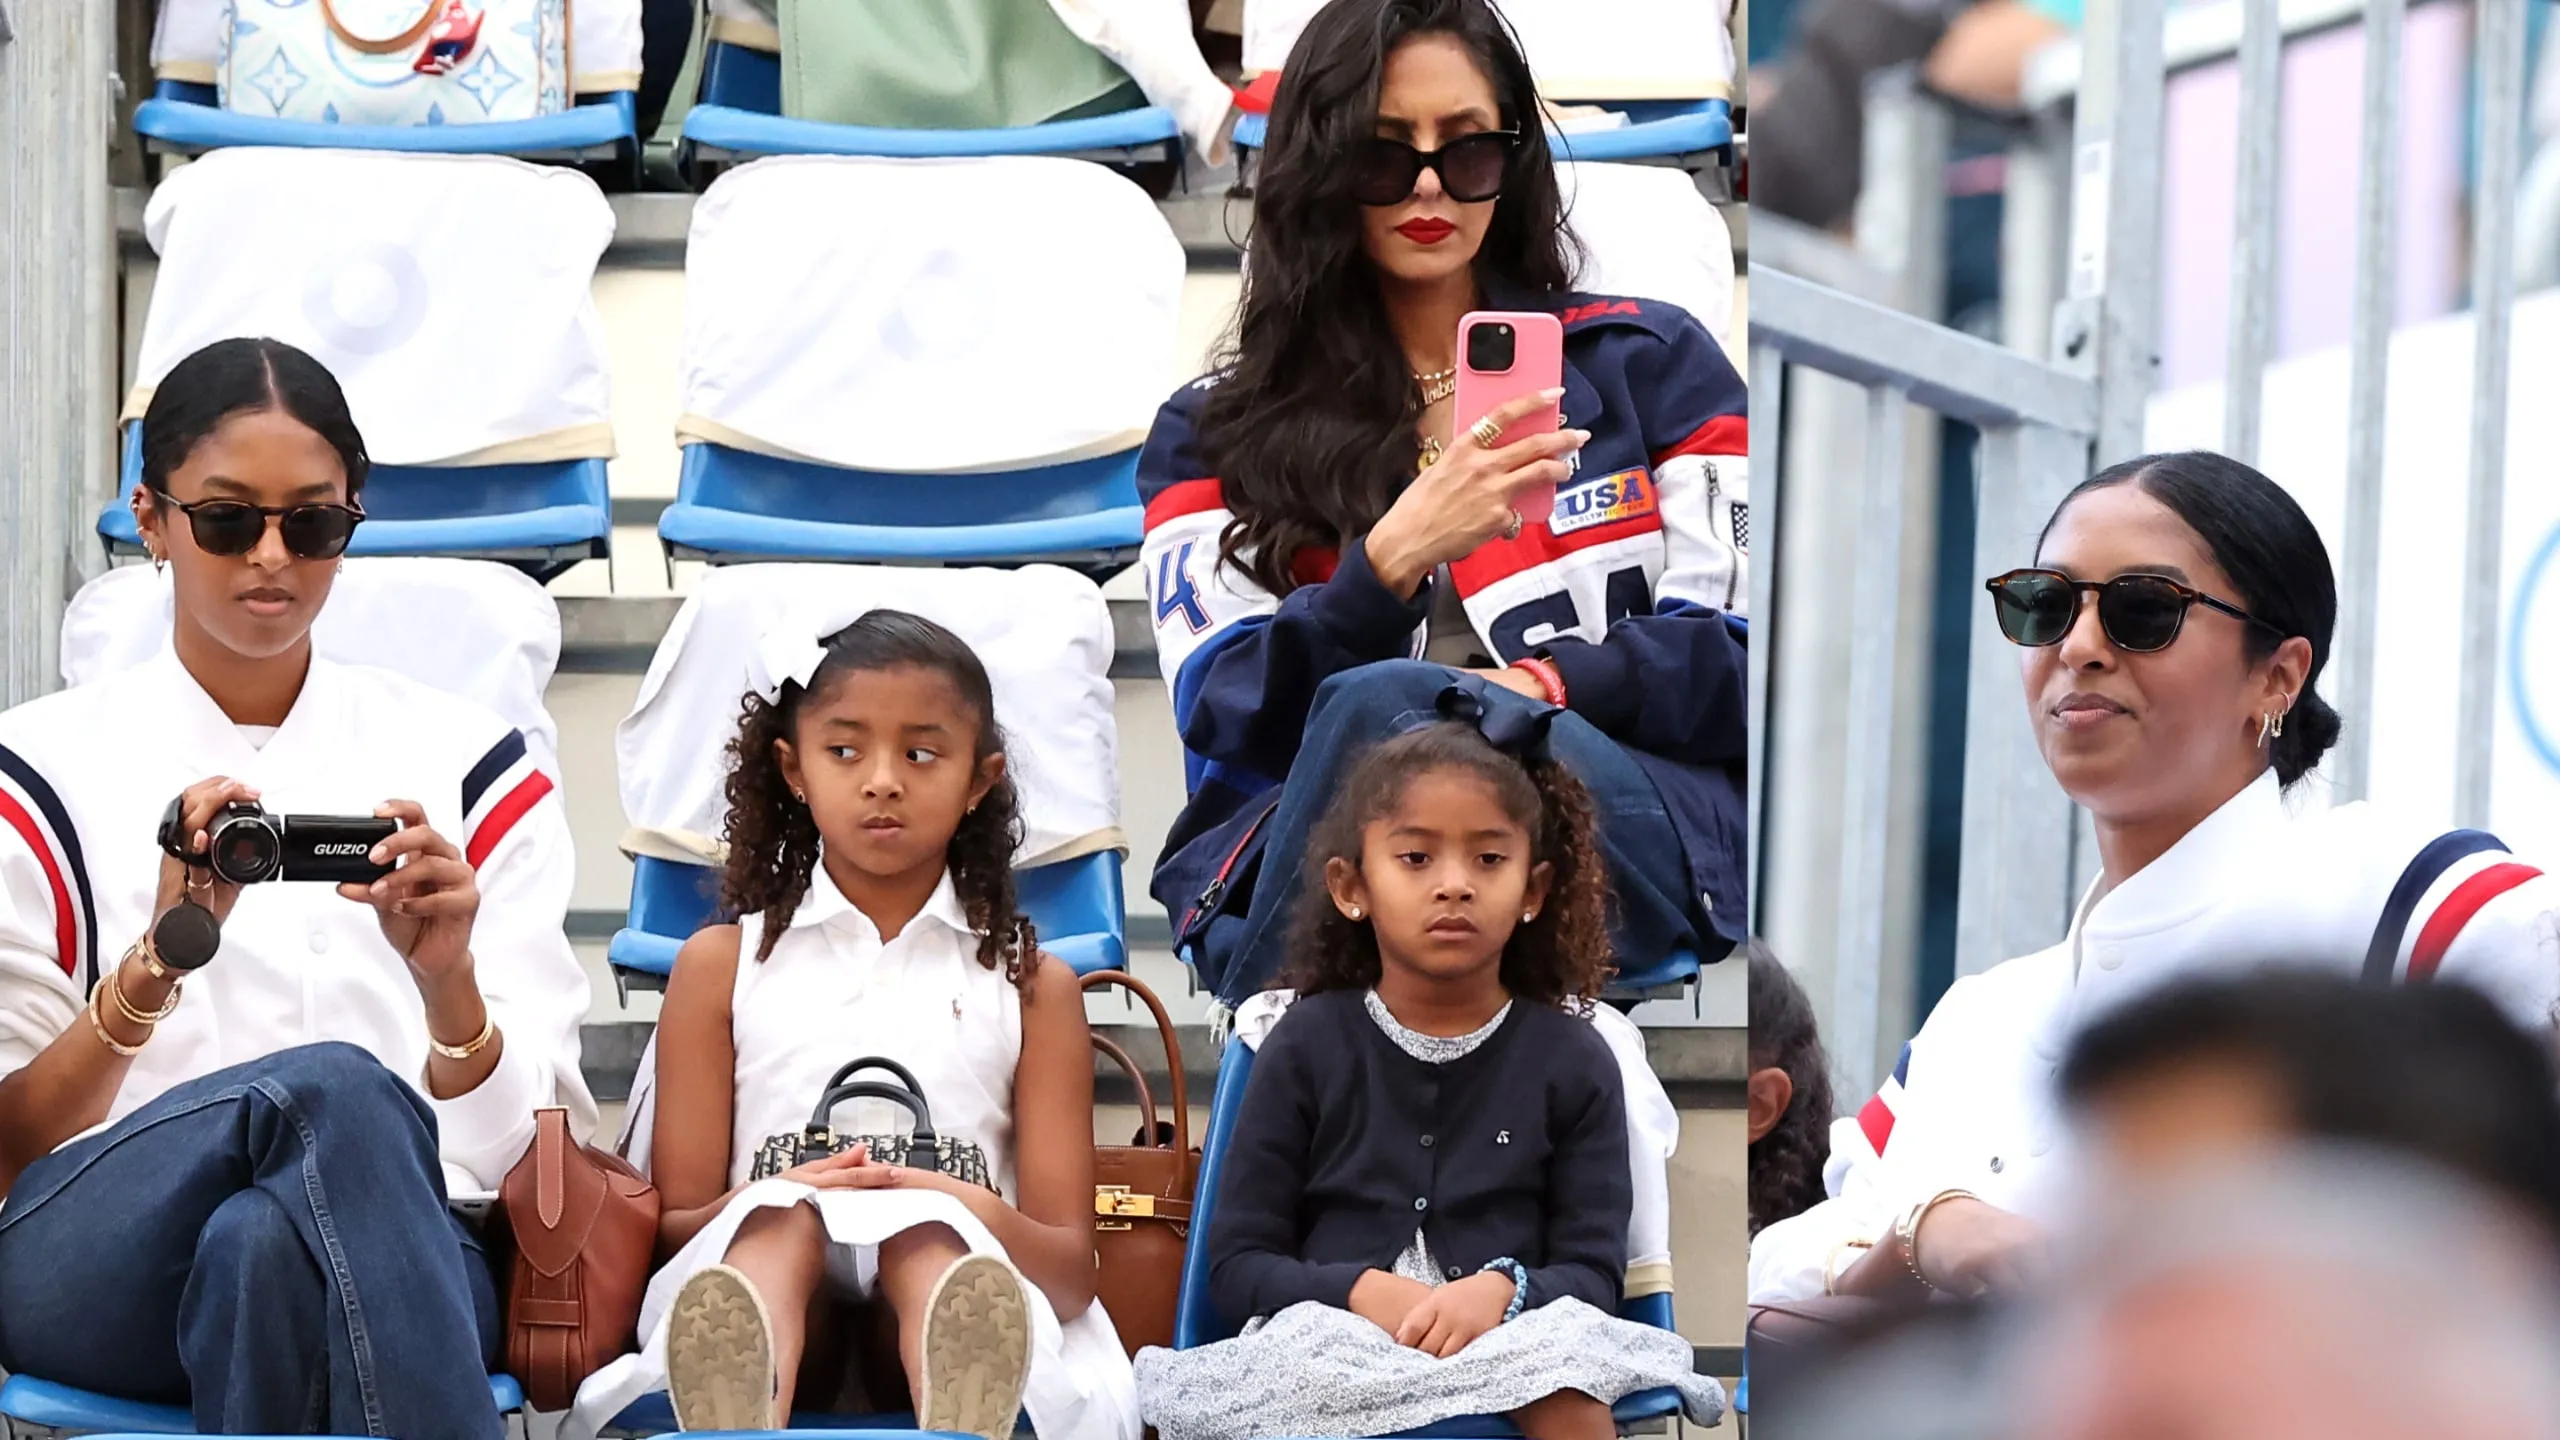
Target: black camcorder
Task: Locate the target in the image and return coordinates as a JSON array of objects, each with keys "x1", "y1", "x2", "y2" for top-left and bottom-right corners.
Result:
[{"x1": 156, "y1": 798, "x2": 398, "y2": 886}]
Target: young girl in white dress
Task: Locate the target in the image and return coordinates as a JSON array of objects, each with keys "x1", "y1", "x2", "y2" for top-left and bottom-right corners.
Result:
[{"x1": 568, "y1": 609, "x2": 1136, "y2": 1440}]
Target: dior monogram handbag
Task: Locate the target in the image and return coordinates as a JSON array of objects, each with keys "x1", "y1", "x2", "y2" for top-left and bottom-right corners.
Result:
[{"x1": 749, "y1": 1056, "x2": 996, "y2": 1192}]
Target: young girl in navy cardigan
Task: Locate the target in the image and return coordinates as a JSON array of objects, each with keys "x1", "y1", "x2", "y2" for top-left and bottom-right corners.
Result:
[{"x1": 1135, "y1": 695, "x2": 1723, "y2": 1440}]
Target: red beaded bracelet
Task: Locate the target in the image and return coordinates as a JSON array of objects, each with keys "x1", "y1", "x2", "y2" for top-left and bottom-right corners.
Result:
[{"x1": 1511, "y1": 655, "x2": 1568, "y2": 707}]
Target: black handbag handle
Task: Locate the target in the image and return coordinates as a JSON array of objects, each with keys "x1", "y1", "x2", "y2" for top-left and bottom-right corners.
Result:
[
  {"x1": 809, "y1": 1080, "x2": 937, "y2": 1137},
  {"x1": 801, "y1": 1080, "x2": 943, "y2": 1172},
  {"x1": 819, "y1": 1055, "x2": 929, "y2": 1102}
]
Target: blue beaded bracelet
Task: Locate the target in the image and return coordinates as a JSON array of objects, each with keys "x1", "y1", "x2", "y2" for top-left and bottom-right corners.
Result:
[{"x1": 1480, "y1": 1257, "x2": 1530, "y2": 1322}]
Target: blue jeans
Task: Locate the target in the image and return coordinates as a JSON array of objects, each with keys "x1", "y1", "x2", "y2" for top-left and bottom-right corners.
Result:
[
  {"x1": 1222, "y1": 661, "x2": 1703, "y2": 1005},
  {"x1": 0, "y1": 1042, "x2": 503, "y2": 1437}
]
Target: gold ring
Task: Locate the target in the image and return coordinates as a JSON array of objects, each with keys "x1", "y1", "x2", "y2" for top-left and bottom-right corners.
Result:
[
  {"x1": 1468, "y1": 416, "x2": 1505, "y2": 449},
  {"x1": 1502, "y1": 508, "x2": 1523, "y2": 541}
]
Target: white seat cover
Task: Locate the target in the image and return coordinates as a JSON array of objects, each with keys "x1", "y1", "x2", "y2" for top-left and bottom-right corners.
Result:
[
  {"x1": 61, "y1": 558, "x2": 564, "y2": 772},
  {"x1": 1243, "y1": 0, "x2": 1732, "y2": 101},
  {"x1": 1562, "y1": 161, "x2": 1736, "y2": 352},
  {"x1": 615, "y1": 563, "x2": 1122, "y2": 867},
  {"x1": 129, "y1": 147, "x2": 616, "y2": 467},
  {"x1": 677, "y1": 155, "x2": 1185, "y2": 474}
]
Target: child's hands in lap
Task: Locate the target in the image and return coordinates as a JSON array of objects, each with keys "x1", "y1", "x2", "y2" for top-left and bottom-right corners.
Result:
[
  {"x1": 1393, "y1": 1272, "x2": 1516, "y2": 1358},
  {"x1": 1348, "y1": 1270, "x2": 1434, "y2": 1336},
  {"x1": 779, "y1": 1145, "x2": 883, "y2": 1188}
]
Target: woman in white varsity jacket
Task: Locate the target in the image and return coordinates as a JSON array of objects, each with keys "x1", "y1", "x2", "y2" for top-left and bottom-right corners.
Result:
[
  {"x1": 1138, "y1": 0, "x2": 1748, "y2": 1011},
  {"x1": 1749, "y1": 451, "x2": 2560, "y2": 1306},
  {"x1": 0, "y1": 340, "x2": 594, "y2": 1436}
]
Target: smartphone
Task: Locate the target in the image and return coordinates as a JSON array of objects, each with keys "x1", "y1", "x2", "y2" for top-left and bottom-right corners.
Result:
[{"x1": 1452, "y1": 310, "x2": 1567, "y2": 527}]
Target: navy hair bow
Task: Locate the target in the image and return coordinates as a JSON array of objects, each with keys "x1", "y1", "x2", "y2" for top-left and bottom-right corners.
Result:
[{"x1": 1433, "y1": 679, "x2": 1559, "y2": 761}]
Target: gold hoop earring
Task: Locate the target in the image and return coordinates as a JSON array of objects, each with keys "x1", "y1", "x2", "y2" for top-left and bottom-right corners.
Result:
[{"x1": 2258, "y1": 710, "x2": 2287, "y2": 747}]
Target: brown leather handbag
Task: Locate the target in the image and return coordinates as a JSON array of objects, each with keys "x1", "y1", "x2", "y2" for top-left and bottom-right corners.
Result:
[
  {"x1": 1081, "y1": 970, "x2": 1199, "y2": 1356},
  {"x1": 490, "y1": 1106, "x2": 661, "y2": 1413}
]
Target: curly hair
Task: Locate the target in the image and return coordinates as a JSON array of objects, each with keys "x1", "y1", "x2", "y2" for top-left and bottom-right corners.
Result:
[
  {"x1": 1281, "y1": 722, "x2": 1611, "y2": 1007},
  {"x1": 1199, "y1": 0, "x2": 1582, "y2": 597},
  {"x1": 717, "y1": 609, "x2": 1039, "y2": 990},
  {"x1": 1747, "y1": 939, "x2": 1834, "y2": 1235}
]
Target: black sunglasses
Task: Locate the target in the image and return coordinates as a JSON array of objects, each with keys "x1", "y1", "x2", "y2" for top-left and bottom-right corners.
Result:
[
  {"x1": 153, "y1": 493, "x2": 366, "y2": 561},
  {"x1": 1985, "y1": 567, "x2": 2287, "y2": 653},
  {"x1": 1348, "y1": 131, "x2": 1521, "y2": 206}
]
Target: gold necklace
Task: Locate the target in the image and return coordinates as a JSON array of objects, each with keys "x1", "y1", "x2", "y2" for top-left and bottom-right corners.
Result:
[{"x1": 1415, "y1": 366, "x2": 1457, "y2": 473}]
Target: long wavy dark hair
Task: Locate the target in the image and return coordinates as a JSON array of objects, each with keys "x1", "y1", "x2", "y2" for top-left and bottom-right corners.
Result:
[
  {"x1": 1283, "y1": 722, "x2": 1611, "y2": 1007},
  {"x1": 1746, "y1": 940, "x2": 1834, "y2": 1235},
  {"x1": 718, "y1": 610, "x2": 1038, "y2": 989},
  {"x1": 1202, "y1": 0, "x2": 1583, "y2": 596}
]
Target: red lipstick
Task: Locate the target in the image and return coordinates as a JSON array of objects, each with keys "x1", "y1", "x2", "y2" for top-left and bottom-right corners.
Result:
[{"x1": 1396, "y1": 218, "x2": 1457, "y2": 244}]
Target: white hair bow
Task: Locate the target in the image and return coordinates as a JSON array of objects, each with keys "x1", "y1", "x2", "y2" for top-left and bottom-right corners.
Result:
[{"x1": 746, "y1": 609, "x2": 866, "y2": 702}]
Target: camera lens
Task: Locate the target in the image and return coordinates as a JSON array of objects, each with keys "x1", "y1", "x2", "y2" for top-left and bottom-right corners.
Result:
[
  {"x1": 1466, "y1": 321, "x2": 1516, "y2": 374},
  {"x1": 208, "y1": 813, "x2": 281, "y2": 885}
]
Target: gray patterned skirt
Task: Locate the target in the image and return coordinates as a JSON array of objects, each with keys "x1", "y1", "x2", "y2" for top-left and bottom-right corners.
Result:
[{"x1": 1133, "y1": 1299, "x2": 1726, "y2": 1439}]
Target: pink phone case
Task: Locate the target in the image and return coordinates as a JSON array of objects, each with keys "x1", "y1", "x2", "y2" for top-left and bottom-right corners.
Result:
[{"x1": 1452, "y1": 310, "x2": 1567, "y2": 526}]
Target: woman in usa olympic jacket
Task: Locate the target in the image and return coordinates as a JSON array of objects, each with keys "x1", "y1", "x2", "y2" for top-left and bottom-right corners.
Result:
[
  {"x1": 1139, "y1": 0, "x2": 1748, "y2": 1010},
  {"x1": 0, "y1": 340, "x2": 593, "y2": 1437}
]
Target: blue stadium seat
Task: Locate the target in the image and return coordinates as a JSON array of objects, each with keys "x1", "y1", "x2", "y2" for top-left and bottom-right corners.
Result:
[
  {"x1": 608, "y1": 849, "x2": 1129, "y2": 994},
  {"x1": 656, "y1": 442, "x2": 1142, "y2": 567},
  {"x1": 678, "y1": 42, "x2": 1179, "y2": 171},
  {"x1": 1170, "y1": 1041, "x2": 1686, "y2": 1437},
  {"x1": 0, "y1": 1373, "x2": 524, "y2": 1436},
  {"x1": 1234, "y1": 98, "x2": 1731, "y2": 173},
  {"x1": 101, "y1": 425, "x2": 609, "y2": 581},
  {"x1": 131, "y1": 81, "x2": 637, "y2": 162}
]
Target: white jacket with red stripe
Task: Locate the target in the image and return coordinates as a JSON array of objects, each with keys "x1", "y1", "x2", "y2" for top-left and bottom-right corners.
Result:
[
  {"x1": 1747, "y1": 770, "x2": 2560, "y2": 1302},
  {"x1": 0, "y1": 651, "x2": 595, "y2": 1196}
]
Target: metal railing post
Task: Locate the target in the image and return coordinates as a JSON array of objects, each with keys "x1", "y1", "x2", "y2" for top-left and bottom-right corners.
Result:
[
  {"x1": 1746, "y1": 343, "x2": 1784, "y2": 927},
  {"x1": 1831, "y1": 384, "x2": 1910, "y2": 1103},
  {"x1": 2458, "y1": 0, "x2": 2528, "y2": 828},
  {"x1": 2333, "y1": 0, "x2": 2407, "y2": 804},
  {"x1": 1955, "y1": 421, "x2": 2088, "y2": 975},
  {"x1": 2222, "y1": 0, "x2": 2282, "y2": 464},
  {"x1": 2050, "y1": 0, "x2": 2166, "y2": 465},
  {"x1": 0, "y1": 0, "x2": 114, "y2": 708}
]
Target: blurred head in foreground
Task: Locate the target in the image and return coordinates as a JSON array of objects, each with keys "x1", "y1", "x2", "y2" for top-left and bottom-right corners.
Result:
[
  {"x1": 1758, "y1": 974, "x2": 2560, "y2": 1440},
  {"x1": 2003, "y1": 1150, "x2": 2560, "y2": 1440},
  {"x1": 2011, "y1": 973, "x2": 2560, "y2": 1440},
  {"x1": 2056, "y1": 969, "x2": 2560, "y2": 1232}
]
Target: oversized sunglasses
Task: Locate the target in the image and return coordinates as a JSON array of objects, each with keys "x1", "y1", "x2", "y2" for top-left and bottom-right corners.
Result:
[
  {"x1": 1985, "y1": 567, "x2": 2286, "y2": 653},
  {"x1": 154, "y1": 493, "x2": 366, "y2": 561},
  {"x1": 1348, "y1": 131, "x2": 1521, "y2": 206}
]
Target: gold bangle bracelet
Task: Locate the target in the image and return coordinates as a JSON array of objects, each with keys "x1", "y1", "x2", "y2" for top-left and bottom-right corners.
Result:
[
  {"x1": 106, "y1": 965, "x2": 181, "y2": 1029},
  {"x1": 427, "y1": 1010, "x2": 498, "y2": 1061},
  {"x1": 1896, "y1": 1187, "x2": 1979, "y2": 1291},
  {"x1": 86, "y1": 980, "x2": 146, "y2": 1057},
  {"x1": 131, "y1": 932, "x2": 177, "y2": 984}
]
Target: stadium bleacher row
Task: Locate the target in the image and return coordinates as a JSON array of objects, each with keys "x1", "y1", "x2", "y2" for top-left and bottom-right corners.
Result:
[{"x1": 13, "y1": 2, "x2": 1747, "y2": 1433}]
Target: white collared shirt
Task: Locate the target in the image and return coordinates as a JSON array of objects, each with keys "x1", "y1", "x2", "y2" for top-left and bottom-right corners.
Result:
[
  {"x1": 727, "y1": 864, "x2": 1024, "y2": 1198},
  {"x1": 0, "y1": 651, "x2": 595, "y2": 1196},
  {"x1": 1749, "y1": 772, "x2": 2560, "y2": 1303}
]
